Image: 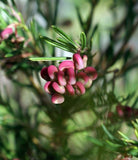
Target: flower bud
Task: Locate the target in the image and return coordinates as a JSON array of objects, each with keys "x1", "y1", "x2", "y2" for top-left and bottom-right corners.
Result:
[
  {"x1": 66, "y1": 84, "x2": 75, "y2": 95},
  {"x1": 58, "y1": 71, "x2": 67, "y2": 86},
  {"x1": 77, "y1": 71, "x2": 92, "y2": 88},
  {"x1": 52, "y1": 82, "x2": 65, "y2": 94},
  {"x1": 59, "y1": 60, "x2": 74, "y2": 71},
  {"x1": 73, "y1": 53, "x2": 84, "y2": 70},
  {"x1": 47, "y1": 65, "x2": 58, "y2": 80},
  {"x1": 0, "y1": 27, "x2": 13, "y2": 40},
  {"x1": 66, "y1": 68, "x2": 76, "y2": 85},
  {"x1": 84, "y1": 66, "x2": 98, "y2": 80},
  {"x1": 74, "y1": 81, "x2": 85, "y2": 95},
  {"x1": 44, "y1": 81, "x2": 53, "y2": 94},
  {"x1": 51, "y1": 93, "x2": 64, "y2": 104},
  {"x1": 41, "y1": 67, "x2": 50, "y2": 81}
]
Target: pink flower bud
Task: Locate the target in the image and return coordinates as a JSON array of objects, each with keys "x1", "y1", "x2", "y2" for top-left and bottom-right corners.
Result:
[
  {"x1": 58, "y1": 71, "x2": 67, "y2": 86},
  {"x1": 52, "y1": 82, "x2": 65, "y2": 94},
  {"x1": 77, "y1": 71, "x2": 92, "y2": 88},
  {"x1": 84, "y1": 66, "x2": 98, "y2": 80},
  {"x1": 66, "y1": 68, "x2": 76, "y2": 85},
  {"x1": 47, "y1": 65, "x2": 58, "y2": 80},
  {"x1": 74, "y1": 81, "x2": 85, "y2": 95},
  {"x1": 66, "y1": 84, "x2": 75, "y2": 95},
  {"x1": 116, "y1": 105, "x2": 124, "y2": 117},
  {"x1": 41, "y1": 67, "x2": 50, "y2": 81},
  {"x1": 82, "y1": 55, "x2": 88, "y2": 68},
  {"x1": 73, "y1": 53, "x2": 84, "y2": 70},
  {"x1": 44, "y1": 81, "x2": 53, "y2": 94},
  {"x1": 59, "y1": 60, "x2": 74, "y2": 71},
  {"x1": 0, "y1": 27, "x2": 13, "y2": 40},
  {"x1": 51, "y1": 93, "x2": 64, "y2": 104}
]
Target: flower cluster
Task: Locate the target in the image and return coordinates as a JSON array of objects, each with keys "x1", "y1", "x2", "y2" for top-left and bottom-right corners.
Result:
[
  {"x1": 0, "y1": 23, "x2": 24, "y2": 44},
  {"x1": 41, "y1": 53, "x2": 98, "y2": 104}
]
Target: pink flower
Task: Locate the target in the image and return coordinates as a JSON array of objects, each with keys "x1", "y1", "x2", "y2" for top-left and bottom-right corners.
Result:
[
  {"x1": 66, "y1": 84, "x2": 75, "y2": 95},
  {"x1": 0, "y1": 27, "x2": 13, "y2": 40},
  {"x1": 84, "y1": 66, "x2": 98, "y2": 80},
  {"x1": 59, "y1": 60, "x2": 74, "y2": 71},
  {"x1": 58, "y1": 71, "x2": 67, "y2": 86},
  {"x1": 66, "y1": 68, "x2": 76, "y2": 85},
  {"x1": 73, "y1": 53, "x2": 84, "y2": 70},
  {"x1": 74, "y1": 81, "x2": 85, "y2": 95},
  {"x1": 77, "y1": 71, "x2": 92, "y2": 88},
  {"x1": 51, "y1": 93, "x2": 64, "y2": 104},
  {"x1": 41, "y1": 52, "x2": 98, "y2": 104},
  {"x1": 52, "y1": 82, "x2": 65, "y2": 94}
]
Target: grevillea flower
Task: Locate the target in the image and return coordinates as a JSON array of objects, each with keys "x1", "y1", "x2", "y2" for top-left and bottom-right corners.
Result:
[
  {"x1": 51, "y1": 93, "x2": 65, "y2": 104},
  {"x1": 74, "y1": 81, "x2": 85, "y2": 95},
  {"x1": 73, "y1": 53, "x2": 84, "y2": 70},
  {"x1": 84, "y1": 66, "x2": 98, "y2": 80},
  {"x1": 52, "y1": 82, "x2": 65, "y2": 94},
  {"x1": 66, "y1": 84, "x2": 75, "y2": 95},
  {"x1": 0, "y1": 27, "x2": 13, "y2": 40},
  {"x1": 59, "y1": 60, "x2": 74, "y2": 71},
  {"x1": 58, "y1": 71, "x2": 67, "y2": 86},
  {"x1": 41, "y1": 52, "x2": 97, "y2": 104}
]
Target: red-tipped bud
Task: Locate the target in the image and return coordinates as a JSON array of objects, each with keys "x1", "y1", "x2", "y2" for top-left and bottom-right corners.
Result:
[
  {"x1": 73, "y1": 53, "x2": 84, "y2": 70},
  {"x1": 66, "y1": 68, "x2": 76, "y2": 85},
  {"x1": 58, "y1": 71, "x2": 67, "y2": 86},
  {"x1": 51, "y1": 93, "x2": 64, "y2": 104},
  {"x1": 74, "y1": 81, "x2": 85, "y2": 95},
  {"x1": 0, "y1": 27, "x2": 13, "y2": 40},
  {"x1": 41, "y1": 67, "x2": 50, "y2": 81},
  {"x1": 84, "y1": 66, "x2": 98, "y2": 80},
  {"x1": 59, "y1": 60, "x2": 74, "y2": 71},
  {"x1": 66, "y1": 84, "x2": 75, "y2": 95},
  {"x1": 77, "y1": 71, "x2": 92, "y2": 88},
  {"x1": 52, "y1": 82, "x2": 65, "y2": 94},
  {"x1": 44, "y1": 81, "x2": 53, "y2": 94},
  {"x1": 47, "y1": 65, "x2": 58, "y2": 80},
  {"x1": 82, "y1": 55, "x2": 88, "y2": 68}
]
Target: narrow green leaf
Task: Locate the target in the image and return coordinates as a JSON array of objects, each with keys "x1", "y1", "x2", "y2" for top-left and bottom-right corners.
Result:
[
  {"x1": 87, "y1": 136, "x2": 103, "y2": 147},
  {"x1": 102, "y1": 124, "x2": 115, "y2": 140},
  {"x1": 40, "y1": 35, "x2": 76, "y2": 52},
  {"x1": 29, "y1": 57, "x2": 71, "y2": 61},
  {"x1": 118, "y1": 131, "x2": 130, "y2": 140},
  {"x1": 52, "y1": 26, "x2": 75, "y2": 45},
  {"x1": 80, "y1": 32, "x2": 87, "y2": 50},
  {"x1": 57, "y1": 37, "x2": 77, "y2": 50}
]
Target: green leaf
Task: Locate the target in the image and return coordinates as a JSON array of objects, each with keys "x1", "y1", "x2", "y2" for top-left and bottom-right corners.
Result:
[
  {"x1": 52, "y1": 26, "x2": 75, "y2": 46},
  {"x1": 40, "y1": 35, "x2": 76, "y2": 52},
  {"x1": 80, "y1": 32, "x2": 86, "y2": 50},
  {"x1": 87, "y1": 136, "x2": 103, "y2": 147},
  {"x1": 118, "y1": 131, "x2": 130, "y2": 140},
  {"x1": 29, "y1": 57, "x2": 72, "y2": 61},
  {"x1": 57, "y1": 37, "x2": 77, "y2": 50},
  {"x1": 102, "y1": 124, "x2": 115, "y2": 140}
]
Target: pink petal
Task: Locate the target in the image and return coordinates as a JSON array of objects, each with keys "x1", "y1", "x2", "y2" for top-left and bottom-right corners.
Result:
[
  {"x1": 84, "y1": 66, "x2": 98, "y2": 80},
  {"x1": 82, "y1": 55, "x2": 88, "y2": 68},
  {"x1": 51, "y1": 93, "x2": 64, "y2": 104},
  {"x1": 47, "y1": 65, "x2": 58, "y2": 80},
  {"x1": 0, "y1": 27, "x2": 13, "y2": 39},
  {"x1": 73, "y1": 53, "x2": 84, "y2": 70},
  {"x1": 41, "y1": 67, "x2": 50, "y2": 81},
  {"x1": 57, "y1": 71, "x2": 67, "y2": 86},
  {"x1": 74, "y1": 81, "x2": 85, "y2": 95},
  {"x1": 77, "y1": 71, "x2": 92, "y2": 88},
  {"x1": 59, "y1": 60, "x2": 74, "y2": 71},
  {"x1": 52, "y1": 82, "x2": 65, "y2": 94},
  {"x1": 66, "y1": 68, "x2": 76, "y2": 85},
  {"x1": 44, "y1": 81, "x2": 53, "y2": 94},
  {"x1": 66, "y1": 84, "x2": 75, "y2": 95}
]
